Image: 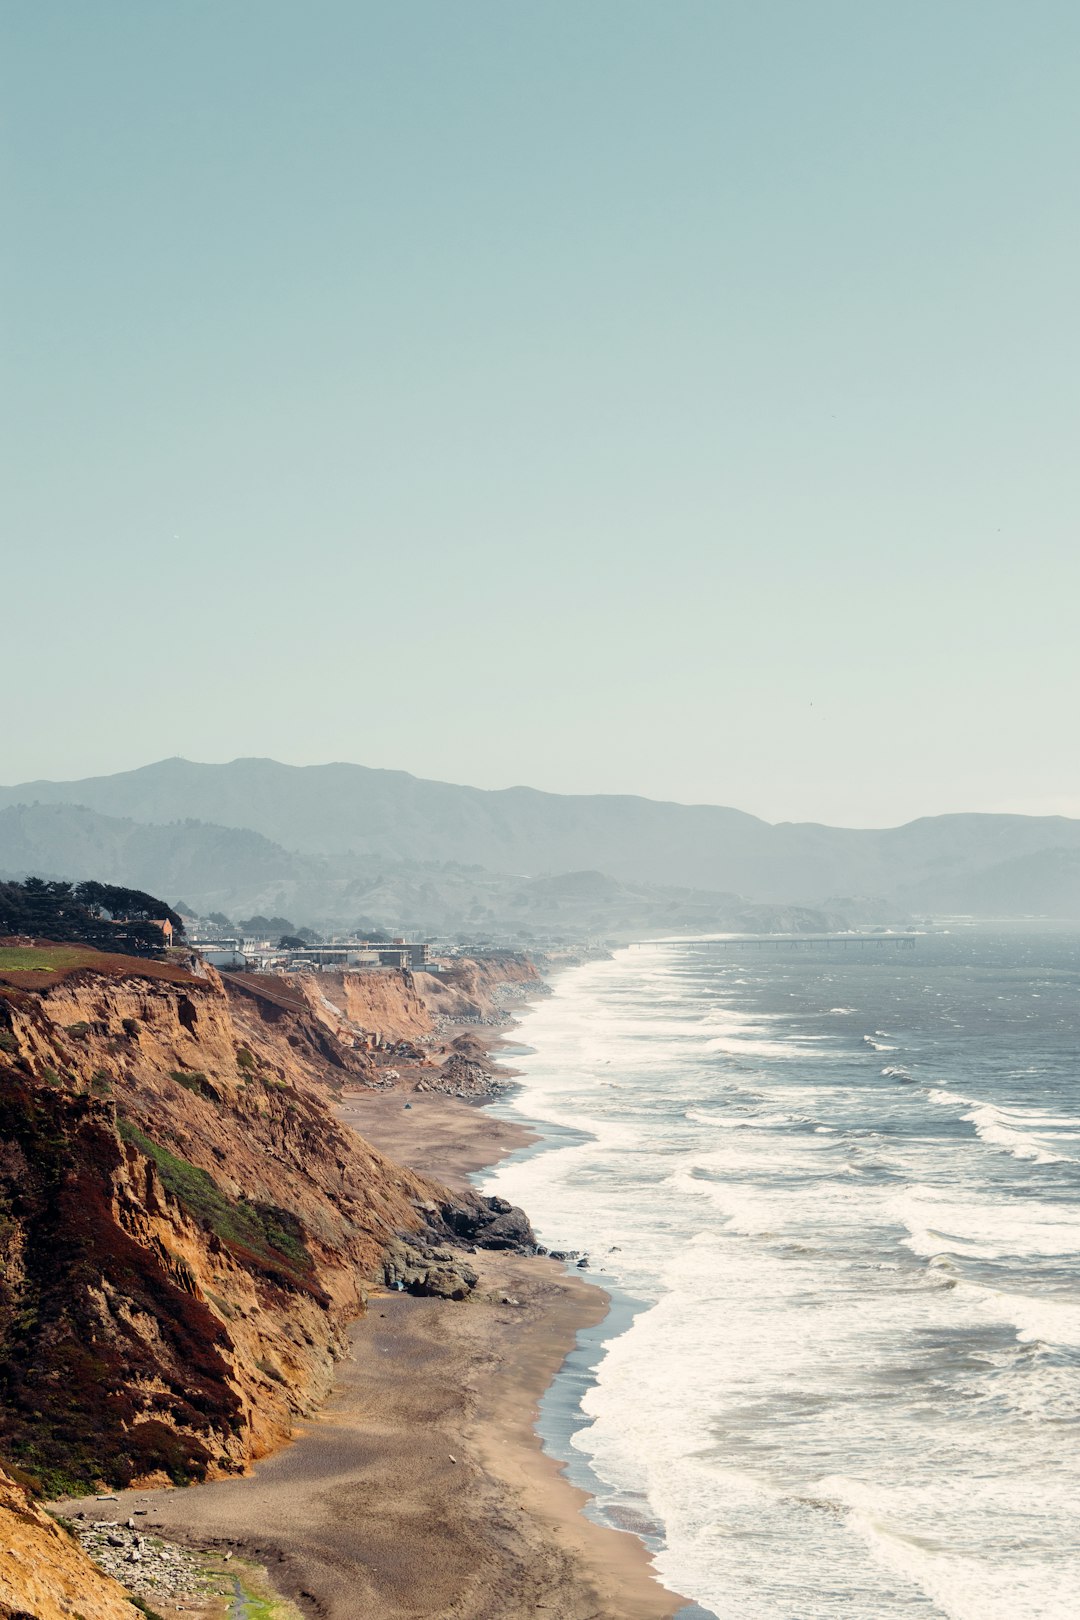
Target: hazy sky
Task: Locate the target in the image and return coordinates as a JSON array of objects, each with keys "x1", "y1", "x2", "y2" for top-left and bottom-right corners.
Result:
[{"x1": 3, "y1": 2, "x2": 1078, "y2": 827}]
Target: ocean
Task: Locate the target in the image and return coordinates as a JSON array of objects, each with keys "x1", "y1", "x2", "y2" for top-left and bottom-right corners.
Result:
[{"x1": 481, "y1": 926, "x2": 1080, "y2": 1620}]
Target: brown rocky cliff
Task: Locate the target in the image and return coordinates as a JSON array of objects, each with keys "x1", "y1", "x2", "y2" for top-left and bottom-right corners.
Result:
[
  {"x1": 0, "y1": 954, "x2": 509, "y2": 1496},
  {"x1": 417, "y1": 953, "x2": 540, "y2": 1023},
  {"x1": 299, "y1": 952, "x2": 540, "y2": 1047},
  {"x1": 0, "y1": 1464, "x2": 143, "y2": 1620}
]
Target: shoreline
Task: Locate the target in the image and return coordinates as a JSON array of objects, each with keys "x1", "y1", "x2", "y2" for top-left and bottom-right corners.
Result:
[{"x1": 57, "y1": 1079, "x2": 687, "y2": 1619}]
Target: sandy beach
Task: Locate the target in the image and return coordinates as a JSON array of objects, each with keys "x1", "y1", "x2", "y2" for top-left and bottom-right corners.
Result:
[{"x1": 59, "y1": 1085, "x2": 685, "y2": 1619}]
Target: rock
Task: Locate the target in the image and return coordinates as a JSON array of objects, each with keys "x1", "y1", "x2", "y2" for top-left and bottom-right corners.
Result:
[
  {"x1": 381, "y1": 1236, "x2": 478, "y2": 1300},
  {"x1": 440, "y1": 1193, "x2": 536, "y2": 1253},
  {"x1": 416, "y1": 1261, "x2": 478, "y2": 1301},
  {"x1": 577, "y1": 1256, "x2": 589, "y2": 1269}
]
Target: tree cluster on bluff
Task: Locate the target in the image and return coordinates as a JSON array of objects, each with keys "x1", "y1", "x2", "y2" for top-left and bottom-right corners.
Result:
[{"x1": 0, "y1": 877, "x2": 184, "y2": 957}]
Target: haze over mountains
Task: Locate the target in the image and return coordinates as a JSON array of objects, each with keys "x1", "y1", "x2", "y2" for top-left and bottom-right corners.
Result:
[{"x1": 2, "y1": 757, "x2": 1079, "y2": 932}]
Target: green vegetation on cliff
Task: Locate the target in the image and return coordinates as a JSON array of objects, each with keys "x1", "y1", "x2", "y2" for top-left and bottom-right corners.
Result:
[
  {"x1": 117, "y1": 1120, "x2": 321, "y2": 1296},
  {"x1": 0, "y1": 1080, "x2": 240, "y2": 1496}
]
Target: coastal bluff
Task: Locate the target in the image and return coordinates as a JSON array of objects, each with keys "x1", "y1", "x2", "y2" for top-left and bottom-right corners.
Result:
[{"x1": 0, "y1": 945, "x2": 536, "y2": 1505}]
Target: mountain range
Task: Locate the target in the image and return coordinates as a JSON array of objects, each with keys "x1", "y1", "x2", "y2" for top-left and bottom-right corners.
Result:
[{"x1": 2, "y1": 757, "x2": 1078, "y2": 930}]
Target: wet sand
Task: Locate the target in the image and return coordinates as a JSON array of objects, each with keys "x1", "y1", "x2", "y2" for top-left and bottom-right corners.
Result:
[{"x1": 61, "y1": 1088, "x2": 685, "y2": 1619}]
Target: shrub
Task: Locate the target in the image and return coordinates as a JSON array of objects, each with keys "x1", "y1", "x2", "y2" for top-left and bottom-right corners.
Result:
[{"x1": 169, "y1": 1069, "x2": 220, "y2": 1103}]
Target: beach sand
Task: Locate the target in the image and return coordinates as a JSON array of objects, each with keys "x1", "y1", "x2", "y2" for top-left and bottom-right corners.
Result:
[
  {"x1": 337, "y1": 1082, "x2": 537, "y2": 1193},
  {"x1": 60, "y1": 1086, "x2": 685, "y2": 1619}
]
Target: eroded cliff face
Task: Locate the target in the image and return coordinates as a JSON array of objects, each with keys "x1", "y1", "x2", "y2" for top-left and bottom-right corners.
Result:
[
  {"x1": 304, "y1": 965, "x2": 434, "y2": 1044},
  {"x1": 0, "y1": 1463, "x2": 143, "y2": 1620},
  {"x1": 300, "y1": 953, "x2": 540, "y2": 1048},
  {"x1": 0, "y1": 954, "x2": 514, "y2": 1496},
  {"x1": 417, "y1": 954, "x2": 539, "y2": 1022}
]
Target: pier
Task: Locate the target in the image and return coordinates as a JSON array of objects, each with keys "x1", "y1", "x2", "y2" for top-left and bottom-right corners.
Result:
[{"x1": 636, "y1": 934, "x2": 919, "y2": 950}]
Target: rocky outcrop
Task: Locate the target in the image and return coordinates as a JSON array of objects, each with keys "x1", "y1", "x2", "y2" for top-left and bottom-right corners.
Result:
[
  {"x1": 421, "y1": 1050, "x2": 504, "y2": 1099},
  {"x1": 381, "y1": 1238, "x2": 480, "y2": 1301},
  {"x1": 439, "y1": 1194, "x2": 536, "y2": 1252},
  {"x1": 380, "y1": 1190, "x2": 537, "y2": 1300},
  {"x1": 0, "y1": 1464, "x2": 143, "y2": 1620}
]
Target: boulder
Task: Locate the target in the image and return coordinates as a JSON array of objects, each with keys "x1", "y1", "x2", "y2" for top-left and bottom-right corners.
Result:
[
  {"x1": 439, "y1": 1193, "x2": 536, "y2": 1254},
  {"x1": 381, "y1": 1237, "x2": 478, "y2": 1301}
]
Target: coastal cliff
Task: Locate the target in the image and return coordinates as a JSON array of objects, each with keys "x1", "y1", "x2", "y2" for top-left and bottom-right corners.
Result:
[
  {"x1": 0, "y1": 946, "x2": 533, "y2": 1499},
  {"x1": 296, "y1": 952, "x2": 540, "y2": 1047}
]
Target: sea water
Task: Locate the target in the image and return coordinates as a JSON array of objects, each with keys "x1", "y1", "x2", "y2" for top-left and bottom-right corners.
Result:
[{"x1": 481, "y1": 926, "x2": 1080, "y2": 1620}]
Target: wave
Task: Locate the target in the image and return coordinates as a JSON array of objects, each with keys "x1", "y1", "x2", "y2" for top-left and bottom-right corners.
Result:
[
  {"x1": 863, "y1": 1035, "x2": 897, "y2": 1052},
  {"x1": 975, "y1": 1285, "x2": 1080, "y2": 1349},
  {"x1": 965, "y1": 1103, "x2": 1067, "y2": 1164},
  {"x1": 893, "y1": 1188, "x2": 1080, "y2": 1263},
  {"x1": 926, "y1": 1089, "x2": 1073, "y2": 1165},
  {"x1": 818, "y1": 1474, "x2": 1076, "y2": 1620}
]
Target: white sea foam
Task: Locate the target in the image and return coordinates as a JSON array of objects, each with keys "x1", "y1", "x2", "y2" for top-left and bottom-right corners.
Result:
[
  {"x1": 893, "y1": 1187, "x2": 1080, "y2": 1262},
  {"x1": 969, "y1": 1284, "x2": 1080, "y2": 1348},
  {"x1": 927, "y1": 1089, "x2": 1077, "y2": 1164},
  {"x1": 966, "y1": 1103, "x2": 1067, "y2": 1163},
  {"x1": 819, "y1": 1474, "x2": 1080, "y2": 1620}
]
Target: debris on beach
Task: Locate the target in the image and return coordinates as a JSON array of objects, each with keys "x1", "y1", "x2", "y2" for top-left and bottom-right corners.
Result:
[{"x1": 72, "y1": 1519, "x2": 226, "y2": 1607}]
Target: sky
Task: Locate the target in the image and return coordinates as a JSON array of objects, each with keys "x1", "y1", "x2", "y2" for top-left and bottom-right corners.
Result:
[{"x1": 3, "y1": 1, "x2": 1078, "y2": 828}]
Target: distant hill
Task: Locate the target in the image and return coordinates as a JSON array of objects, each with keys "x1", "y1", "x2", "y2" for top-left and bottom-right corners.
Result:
[
  {"x1": 0, "y1": 803, "x2": 317, "y2": 903},
  {"x1": 2, "y1": 757, "x2": 1079, "y2": 918},
  {"x1": 0, "y1": 805, "x2": 839, "y2": 937},
  {"x1": 903, "y1": 847, "x2": 1080, "y2": 917}
]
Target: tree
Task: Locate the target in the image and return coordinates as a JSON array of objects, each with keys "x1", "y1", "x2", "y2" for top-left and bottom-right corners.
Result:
[
  {"x1": 75, "y1": 882, "x2": 184, "y2": 934},
  {"x1": 0, "y1": 878, "x2": 183, "y2": 957}
]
